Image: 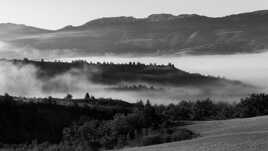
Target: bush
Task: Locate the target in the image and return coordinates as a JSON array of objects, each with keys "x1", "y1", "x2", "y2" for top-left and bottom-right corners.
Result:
[
  {"x1": 169, "y1": 128, "x2": 196, "y2": 142},
  {"x1": 140, "y1": 128, "x2": 196, "y2": 146},
  {"x1": 141, "y1": 134, "x2": 163, "y2": 146}
]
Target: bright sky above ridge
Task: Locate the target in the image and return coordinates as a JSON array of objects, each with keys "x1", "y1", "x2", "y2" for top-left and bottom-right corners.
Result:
[{"x1": 0, "y1": 0, "x2": 267, "y2": 30}]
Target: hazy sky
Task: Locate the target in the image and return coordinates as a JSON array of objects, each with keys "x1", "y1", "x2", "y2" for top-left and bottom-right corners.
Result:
[{"x1": 0, "y1": 0, "x2": 267, "y2": 29}]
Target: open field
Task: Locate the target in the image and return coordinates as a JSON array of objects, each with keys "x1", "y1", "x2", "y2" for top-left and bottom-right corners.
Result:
[{"x1": 121, "y1": 116, "x2": 268, "y2": 151}]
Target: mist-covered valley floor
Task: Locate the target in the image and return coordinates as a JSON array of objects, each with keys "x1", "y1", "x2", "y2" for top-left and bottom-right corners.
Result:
[{"x1": 0, "y1": 40, "x2": 267, "y2": 104}]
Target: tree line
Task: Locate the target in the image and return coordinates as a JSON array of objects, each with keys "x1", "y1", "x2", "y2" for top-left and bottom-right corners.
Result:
[{"x1": 1, "y1": 93, "x2": 268, "y2": 150}]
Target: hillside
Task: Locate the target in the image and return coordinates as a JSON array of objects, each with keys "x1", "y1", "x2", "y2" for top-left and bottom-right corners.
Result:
[
  {"x1": 0, "y1": 58, "x2": 255, "y2": 103},
  {"x1": 122, "y1": 116, "x2": 268, "y2": 151},
  {"x1": 0, "y1": 23, "x2": 52, "y2": 40},
  {"x1": 10, "y1": 59, "x2": 248, "y2": 88},
  {"x1": 2, "y1": 93, "x2": 268, "y2": 150},
  {"x1": 1, "y1": 10, "x2": 268, "y2": 57}
]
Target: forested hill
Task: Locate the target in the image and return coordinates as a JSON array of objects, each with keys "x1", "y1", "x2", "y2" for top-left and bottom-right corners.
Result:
[
  {"x1": 1, "y1": 92, "x2": 268, "y2": 150},
  {"x1": 1, "y1": 10, "x2": 268, "y2": 57},
  {"x1": 8, "y1": 58, "x2": 247, "y2": 88}
]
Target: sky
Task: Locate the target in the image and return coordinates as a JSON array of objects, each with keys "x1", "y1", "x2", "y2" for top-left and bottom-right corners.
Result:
[{"x1": 0, "y1": 0, "x2": 267, "y2": 30}]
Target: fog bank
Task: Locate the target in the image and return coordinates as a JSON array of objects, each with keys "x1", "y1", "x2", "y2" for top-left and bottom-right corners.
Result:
[
  {"x1": 0, "y1": 41, "x2": 267, "y2": 103},
  {"x1": 0, "y1": 60, "x2": 258, "y2": 104},
  {"x1": 61, "y1": 51, "x2": 268, "y2": 90}
]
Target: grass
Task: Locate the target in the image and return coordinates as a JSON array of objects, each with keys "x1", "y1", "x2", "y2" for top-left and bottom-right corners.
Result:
[{"x1": 120, "y1": 116, "x2": 268, "y2": 151}]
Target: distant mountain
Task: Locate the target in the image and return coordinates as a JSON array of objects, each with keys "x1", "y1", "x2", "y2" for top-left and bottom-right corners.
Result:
[
  {"x1": 0, "y1": 23, "x2": 52, "y2": 40},
  {"x1": 2, "y1": 10, "x2": 268, "y2": 56}
]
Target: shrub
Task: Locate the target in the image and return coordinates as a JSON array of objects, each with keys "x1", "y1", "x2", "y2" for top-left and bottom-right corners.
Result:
[
  {"x1": 141, "y1": 134, "x2": 163, "y2": 146},
  {"x1": 169, "y1": 128, "x2": 196, "y2": 142}
]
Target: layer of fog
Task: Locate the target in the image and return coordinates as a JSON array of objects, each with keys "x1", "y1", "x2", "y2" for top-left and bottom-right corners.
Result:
[
  {"x1": 0, "y1": 61, "x2": 148, "y2": 103},
  {"x1": 0, "y1": 60, "x2": 258, "y2": 104},
  {"x1": 0, "y1": 40, "x2": 267, "y2": 104},
  {"x1": 1, "y1": 40, "x2": 268, "y2": 90},
  {"x1": 62, "y1": 52, "x2": 268, "y2": 90},
  {"x1": 0, "y1": 41, "x2": 80, "y2": 59}
]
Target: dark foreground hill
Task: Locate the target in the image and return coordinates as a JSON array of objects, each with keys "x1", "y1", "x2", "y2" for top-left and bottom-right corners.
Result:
[
  {"x1": 1, "y1": 10, "x2": 268, "y2": 57},
  {"x1": 1, "y1": 93, "x2": 268, "y2": 151}
]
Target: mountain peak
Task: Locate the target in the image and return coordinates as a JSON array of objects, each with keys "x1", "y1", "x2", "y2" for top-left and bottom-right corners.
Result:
[
  {"x1": 0, "y1": 23, "x2": 51, "y2": 32},
  {"x1": 177, "y1": 14, "x2": 201, "y2": 18},
  {"x1": 82, "y1": 13, "x2": 203, "y2": 25},
  {"x1": 86, "y1": 16, "x2": 137, "y2": 25},
  {"x1": 251, "y1": 10, "x2": 268, "y2": 15},
  {"x1": 0, "y1": 23, "x2": 27, "y2": 28},
  {"x1": 147, "y1": 14, "x2": 176, "y2": 22},
  {"x1": 223, "y1": 10, "x2": 268, "y2": 18}
]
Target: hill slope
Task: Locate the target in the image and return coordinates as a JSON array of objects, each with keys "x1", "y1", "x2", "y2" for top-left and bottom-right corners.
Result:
[
  {"x1": 11, "y1": 59, "x2": 248, "y2": 88},
  {"x1": 122, "y1": 116, "x2": 268, "y2": 151},
  {"x1": 0, "y1": 23, "x2": 52, "y2": 40},
  {"x1": 0, "y1": 59, "x2": 255, "y2": 103},
  {"x1": 1, "y1": 10, "x2": 268, "y2": 57}
]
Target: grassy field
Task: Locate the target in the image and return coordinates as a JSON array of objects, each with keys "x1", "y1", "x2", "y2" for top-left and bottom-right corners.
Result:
[{"x1": 120, "y1": 116, "x2": 268, "y2": 151}]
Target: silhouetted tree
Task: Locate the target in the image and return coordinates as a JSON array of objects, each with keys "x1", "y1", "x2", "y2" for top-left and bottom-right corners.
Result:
[
  {"x1": 85, "y1": 93, "x2": 90, "y2": 100},
  {"x1": 65, "y1": 94, "x2": 73, "y2": 100}
]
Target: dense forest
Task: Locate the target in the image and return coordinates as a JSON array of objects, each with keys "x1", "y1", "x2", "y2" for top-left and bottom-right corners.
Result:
[{"x1": 1, "y1": 93, "x2": 268, "y2": 151}]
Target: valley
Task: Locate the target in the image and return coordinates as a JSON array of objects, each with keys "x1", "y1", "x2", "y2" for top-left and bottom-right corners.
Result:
[{"x1": 0, "y1": 5, "x2": 267, "y2": 151}]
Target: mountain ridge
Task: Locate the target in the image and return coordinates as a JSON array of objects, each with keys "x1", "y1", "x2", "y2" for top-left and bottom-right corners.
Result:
[
  {"x1": 59, "y1": 10, "x2": 268, "y2": 30},
  {"x1": 1, "y1": 9, "x2": 267, "y2": 32},
  {"x1": 1, "y1": 10, "x2": 268, "y2": 57}
]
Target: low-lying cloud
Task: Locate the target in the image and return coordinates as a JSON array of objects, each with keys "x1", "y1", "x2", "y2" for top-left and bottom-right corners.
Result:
[
  {"x1": 0, "y1": 60, "x2": 260, "y2": 104},
  {"x1": 0, "y1": 41, "x2": 80, "y2": 60},
  {"x1": 0, "y1": 61, "x2": 42, "y2": 96},
  {"x1": 0, "y1": 41, "x2": 266, "y2": 104},
  {"x1": 62, "y1": 51, "x2": 268, "y2": 90},
  {"x1": 0, "y1": 61, "x2": 106, "y2": 98}
]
